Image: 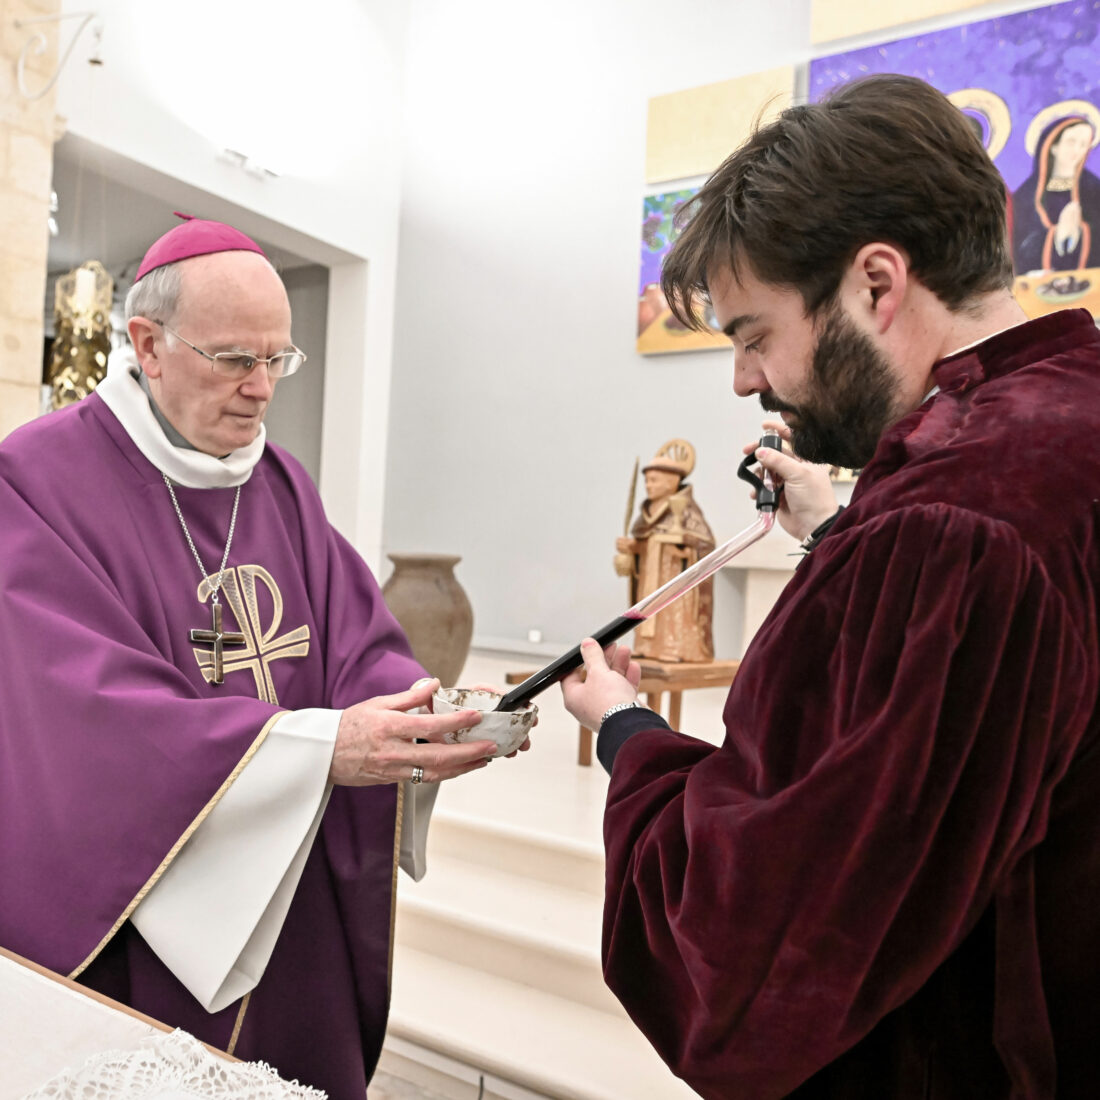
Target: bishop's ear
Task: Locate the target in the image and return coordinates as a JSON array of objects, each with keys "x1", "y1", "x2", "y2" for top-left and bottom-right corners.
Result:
[
  {"x1": 843, "y1": 243, "x2": 908, "y2": 333},
  {"x1": 127, "y1": 316, "x2": 163, "y2": 378}
]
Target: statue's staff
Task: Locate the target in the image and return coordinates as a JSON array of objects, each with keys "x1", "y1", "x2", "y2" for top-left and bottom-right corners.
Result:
[
  {"x1": 624, "y1": 457, "x2": 639, "y2": 536},
  {"x1": 613, "y1": 459, "x2": 640, "y2": 580}
]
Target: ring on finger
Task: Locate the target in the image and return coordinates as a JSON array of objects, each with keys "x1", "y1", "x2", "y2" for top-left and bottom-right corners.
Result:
[{"x1": 410, "y1": 764, "x2": 424, "y2": 785}]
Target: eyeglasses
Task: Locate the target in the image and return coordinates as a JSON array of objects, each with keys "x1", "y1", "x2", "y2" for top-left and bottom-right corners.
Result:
[{"x1": 153, "y1": 320, "x2": 307, "y2": 379}]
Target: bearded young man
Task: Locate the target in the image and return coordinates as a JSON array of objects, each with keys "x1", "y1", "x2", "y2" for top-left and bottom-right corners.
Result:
[
  {"x1": 561, "y1": 75, "x2": 1100, "y2": 1098},
  {"x1": 0, "y1": 219, "x2": 504, "y2": 1098}
]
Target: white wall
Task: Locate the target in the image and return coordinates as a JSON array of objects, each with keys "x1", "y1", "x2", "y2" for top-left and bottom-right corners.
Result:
[
  {"x1": 54, "y1": 0, "x2": 411, "y2": 569},
  {"x1": 385, "y1": 0, "x2": 812, "y2": 656},
  {"x1": 265, "y1": 266, "x2": 329, "y2": 485},
  {"x1": 48, "y1": 0, "x2": 1037, "y2": 652}
]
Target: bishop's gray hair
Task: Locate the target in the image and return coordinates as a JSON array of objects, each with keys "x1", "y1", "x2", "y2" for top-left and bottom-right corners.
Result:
[{"x1": 124, "y1": 261, "x2": 183, "y2": 324}]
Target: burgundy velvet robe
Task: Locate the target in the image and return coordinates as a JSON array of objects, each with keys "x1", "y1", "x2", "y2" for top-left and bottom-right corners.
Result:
[
  {"x1": 601, "y1": 310, "x2": 1100, "y2": 1098},
  {"x1": 0, "y1": 394, "x2": 425, "y2": 1099}
]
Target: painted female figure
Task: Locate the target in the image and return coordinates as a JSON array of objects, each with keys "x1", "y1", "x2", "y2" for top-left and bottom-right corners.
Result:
[{"x1": 1012, "y1": 113, "x2": 1100, "y2": 274}]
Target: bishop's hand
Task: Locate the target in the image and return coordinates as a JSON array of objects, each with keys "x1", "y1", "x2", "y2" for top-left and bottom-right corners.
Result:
[
  {"x1": 331, "y1": 678, "x2": 496, "y2": 786},
  {"x1": 560, "y1": 638, "x2": 642, "y2": 732}
]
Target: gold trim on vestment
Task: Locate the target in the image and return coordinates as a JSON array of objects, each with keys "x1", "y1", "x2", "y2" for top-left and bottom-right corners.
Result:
[
  {"x1": 388, "y1": 782, "x2": 405, "y2": 991},
  {"x1": 194, "y1": 566, "x2": 311, "y2": 703},
  {"x1": 68, "y1": 712, "x2": 286, "y2": 980},
  {"x1": 226, "y1": 991, "x2": 251, "y2": 1055}
]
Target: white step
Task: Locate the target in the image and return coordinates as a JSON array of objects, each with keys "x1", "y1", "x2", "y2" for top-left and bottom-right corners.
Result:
[
  {"x1": 425, "y1": 809, "x2": 605, "y2": 896},
  {"x1": 388, "y1": 947, "x2": 700, "y2": 1100},
  {"x1": 396, "y1": 853, "x2": 619, "y2": 1014},
  {"x1": 377, "y1": 1039, "x2": 552, "y2": 1100}
]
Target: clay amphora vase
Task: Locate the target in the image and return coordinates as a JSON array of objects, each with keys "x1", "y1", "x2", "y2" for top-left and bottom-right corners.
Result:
[{"x1": 382, "y1": 553, "x2": 474, "y2": 687}]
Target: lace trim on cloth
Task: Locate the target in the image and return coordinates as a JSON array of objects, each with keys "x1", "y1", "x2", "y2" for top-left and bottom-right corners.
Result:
[{"x1": 23, "y1": 1028, "x2": 328, "y2": 1100}]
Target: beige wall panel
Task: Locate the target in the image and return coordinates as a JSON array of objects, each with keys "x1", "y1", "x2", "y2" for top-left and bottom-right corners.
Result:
[
  {"x1": 0, "y1": 188, "x2": 51, "y2": 263},
  {"x1": 811, "y1": 0, "x2": 991, "y2": 45},
  {"x1": 2, "y1": 0, "x2": 62, "y2": 436},
  {"x1": 0, "y1": 315, "x2": 45, "y2": 381},
  {"x1": 8, "y1": 128, "x2": 53, "y2": 200},
  {"x1": 646, "y1": 66, "x2": 794, "y2": 184},
  {"x1": 0, "y1": 254, "x2": 49, "y2": 327},
  {"x1": 0, "y1": 381, "x2": 41, "y2": 441}
]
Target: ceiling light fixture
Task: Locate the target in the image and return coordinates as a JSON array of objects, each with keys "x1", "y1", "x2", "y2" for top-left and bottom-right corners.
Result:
[{"x1": 219, "y1": 147, "x2": 279, "y2": 182}]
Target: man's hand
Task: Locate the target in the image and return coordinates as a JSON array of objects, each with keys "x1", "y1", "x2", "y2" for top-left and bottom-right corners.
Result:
[
  {"x1": 331, "y1": 678, "x2": 496, "y2": 786},
  {"x1": 560, "y1": 639, "x2": 642, "y2": 731},
  {"x1": 742, "y1": 420, "x2": 838, "y2": 541}
]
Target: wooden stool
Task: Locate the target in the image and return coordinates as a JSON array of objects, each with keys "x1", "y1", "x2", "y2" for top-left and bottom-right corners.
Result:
[{"x1": 505, "y1": 658, "x2": 740, "y2": 766}]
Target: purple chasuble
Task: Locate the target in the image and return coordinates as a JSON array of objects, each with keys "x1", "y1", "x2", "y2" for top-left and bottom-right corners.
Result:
[
  {"x1": 0, "y1": 394, "x2": 425, "y2": 1098},
  {"x1": 600, "y1": 310, "x2": 1100, "y2": 1098}
]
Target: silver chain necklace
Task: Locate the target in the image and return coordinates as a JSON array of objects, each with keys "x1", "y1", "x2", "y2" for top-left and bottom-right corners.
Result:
[{"x1": 163, "y1": 473, "x2": 245, "y2": 685}]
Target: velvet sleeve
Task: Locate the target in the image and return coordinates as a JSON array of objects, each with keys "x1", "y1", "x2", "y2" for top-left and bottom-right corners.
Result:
[{"x1": 601, "y1": 505, "x2": 1092, "y2": 1099}]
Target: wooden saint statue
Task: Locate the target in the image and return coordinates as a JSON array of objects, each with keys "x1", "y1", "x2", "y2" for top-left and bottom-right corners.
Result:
[{"x1": 614, "y1": 438, "x2": 715, "y2": 662}]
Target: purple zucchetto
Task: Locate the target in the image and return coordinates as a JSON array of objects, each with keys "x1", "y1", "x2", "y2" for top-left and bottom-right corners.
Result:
[{"x1": 134, "y1": 213, "x2": 267, "y2": 282}]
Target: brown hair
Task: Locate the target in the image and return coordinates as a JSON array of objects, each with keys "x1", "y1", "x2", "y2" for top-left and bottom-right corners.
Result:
[{"x1": 661, "y1": 74, "x2": 1013, "y2": 328}]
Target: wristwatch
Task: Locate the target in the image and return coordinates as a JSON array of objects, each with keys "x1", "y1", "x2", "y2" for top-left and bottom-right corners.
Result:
[
  {"x1": 800, "y1": 506, "x2": 845, "y2": 553},
  {"x1": 599, "y1": 701, "x2": 640, "y2": 729}
]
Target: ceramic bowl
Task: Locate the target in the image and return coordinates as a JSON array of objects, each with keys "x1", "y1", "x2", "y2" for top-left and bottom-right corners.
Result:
[{"x1": 432, "y1": 688, "x2": 536, "y2": 757}]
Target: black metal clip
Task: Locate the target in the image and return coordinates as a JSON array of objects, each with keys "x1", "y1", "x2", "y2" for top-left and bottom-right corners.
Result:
[{"x1": 737, "y1": 430, "x2": 782, "y2": 511}]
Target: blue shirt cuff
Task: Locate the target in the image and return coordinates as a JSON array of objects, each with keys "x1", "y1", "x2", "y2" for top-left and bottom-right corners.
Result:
[{"x1": 597, "y1": 707, "x2": 672, "y2": 774}]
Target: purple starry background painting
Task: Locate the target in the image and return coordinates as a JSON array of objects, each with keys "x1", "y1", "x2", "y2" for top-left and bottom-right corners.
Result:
[{"x1": 809, "y1": 0, "x2": 1100, "y2": 196}]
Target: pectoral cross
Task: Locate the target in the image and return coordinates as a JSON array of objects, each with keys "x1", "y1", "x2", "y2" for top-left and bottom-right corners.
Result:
[{"x1": 190, "y1": 600, "x2": 247, "y2": 685}]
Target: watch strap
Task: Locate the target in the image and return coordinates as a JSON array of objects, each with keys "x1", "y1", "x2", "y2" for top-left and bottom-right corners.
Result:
[{"x1": 599, "y1": 700, "x2": 640, "y2": 729}]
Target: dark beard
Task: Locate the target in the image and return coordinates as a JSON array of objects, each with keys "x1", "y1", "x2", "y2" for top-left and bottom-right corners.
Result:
[{"x1": 760, "y1": 304, "x2": 902, "y2": 468}]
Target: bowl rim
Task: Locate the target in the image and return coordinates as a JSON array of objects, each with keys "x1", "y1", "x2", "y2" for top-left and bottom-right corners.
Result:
[{"x1": 434, "y1": 686, "x2": 536, "y2": 714}]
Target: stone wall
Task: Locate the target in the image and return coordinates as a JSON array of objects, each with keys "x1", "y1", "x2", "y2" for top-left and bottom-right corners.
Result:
[{"x1": 1, "y1": 0, "x2": 62, "y2": 441}]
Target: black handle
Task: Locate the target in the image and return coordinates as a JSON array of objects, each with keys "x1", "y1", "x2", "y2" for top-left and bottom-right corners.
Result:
[
  {"x1": 737, "y1": 430, "x2": 782, "y2": 511},
  {"x1": 494, "y1": 614, "x2": 639, "y2": 712}
]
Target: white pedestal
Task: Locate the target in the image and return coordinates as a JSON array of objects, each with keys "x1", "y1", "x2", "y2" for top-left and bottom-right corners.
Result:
[{"x1": 722, "y1": 528, "x2": 801, "y2": 655}]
